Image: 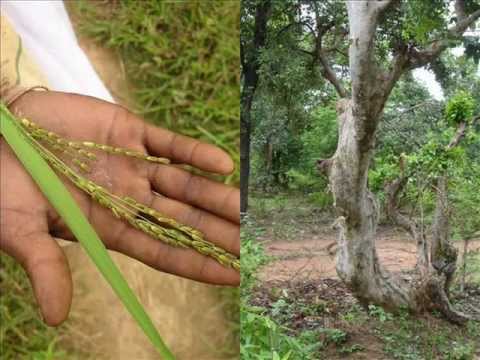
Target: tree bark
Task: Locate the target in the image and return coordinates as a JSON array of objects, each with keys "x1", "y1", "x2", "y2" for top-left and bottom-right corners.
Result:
[
  {"x1": 240, "y1": 0, "x2": 270, "y2": 214},
  {"x1": 431, "y1": 176, "x2": 458, "y2": 297},
  {"x1": 325, "y1": 1, "x2": 479, "y2": 322},
  {"x1": 330, "y1": 98, "x2": 413, "y2": 309}
]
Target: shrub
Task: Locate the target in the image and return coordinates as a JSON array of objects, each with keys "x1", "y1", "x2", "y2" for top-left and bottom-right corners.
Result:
[{"x1": 445, "y1": 91, "x2": 475, "y2": 126}]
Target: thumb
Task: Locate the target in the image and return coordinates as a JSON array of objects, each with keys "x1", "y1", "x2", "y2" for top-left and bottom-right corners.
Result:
[{"x1": 3, "y1": 233, "x2": 73, "y2": 326}]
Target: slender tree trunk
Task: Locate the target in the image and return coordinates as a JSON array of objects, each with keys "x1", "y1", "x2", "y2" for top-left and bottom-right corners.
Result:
[
  {"x1": 240, "y1": 86, "x2": 254, "y2": 214},
  {"x1": 460, "y1": 234, "x2": 469, "y2": 293},
  {"x1": 431, "y1": 176, "x2": 458, "y2": 297},
  {"x1": 240, "y1": 0, "x2": 270, "y2": 214}
]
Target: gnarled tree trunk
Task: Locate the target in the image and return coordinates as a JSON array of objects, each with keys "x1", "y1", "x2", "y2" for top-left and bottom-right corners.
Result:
[
  {"x1": 323, "y1": 1, "x2": 480, "y2": 324},
  {"x1": 330, "y1": 98, "x2": 414, "y2": 310}
]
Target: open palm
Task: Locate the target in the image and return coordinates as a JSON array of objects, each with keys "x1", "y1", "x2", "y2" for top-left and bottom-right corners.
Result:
[{"x1": 0, "y1": 91, "x2": 240, "y2": 325}]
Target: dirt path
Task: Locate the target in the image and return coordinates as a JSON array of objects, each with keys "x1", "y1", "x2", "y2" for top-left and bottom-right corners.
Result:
[
  {"x1": 260, "y1": 225, "x2": 480, "y2": 283},
  {"x1": 58, "y1": 6, "x2": 238, "y2": 360}
]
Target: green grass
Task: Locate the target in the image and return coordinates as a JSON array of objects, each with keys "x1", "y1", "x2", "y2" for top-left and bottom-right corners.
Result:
[
  {"x1": 73, "y1": 0, "x2": 240, "y2": 185},
  {"x1": 0, "y1": 255, "x2": 67, "y2": 360}
]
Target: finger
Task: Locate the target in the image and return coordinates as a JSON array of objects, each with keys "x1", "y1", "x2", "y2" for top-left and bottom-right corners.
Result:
[
  {"x1": 8, "y1": 91, "x2": 234, "y2": 174},
  {"x1": 149, "y1": 192, "x2": 240, "y2": 256},
  {"x1": 1, "y1": 233, "x2": 72, "y2": 326},
  {"x1": 111, "y1": 225, "x2": 239, "y2": 285},
  {"x1": 149, "y1": 164, "x2": 240, "y2": 224},
  {"x1": 144, "y1": 123, "x2": 234, "y2": 174}
]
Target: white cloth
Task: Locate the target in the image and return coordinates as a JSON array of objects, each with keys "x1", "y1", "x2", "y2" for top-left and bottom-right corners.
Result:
[{"x1": 0, "y1": 0, "x2": 113, "y2": 103}]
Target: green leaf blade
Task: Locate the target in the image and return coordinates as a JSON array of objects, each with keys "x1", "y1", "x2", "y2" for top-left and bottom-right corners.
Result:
[{"x1": 0, "y1": 103, "x2": 175, "y2": 360}]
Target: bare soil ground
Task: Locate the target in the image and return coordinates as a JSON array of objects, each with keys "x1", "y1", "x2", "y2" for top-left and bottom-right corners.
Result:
[
  {"x1": 57, "y1": 6, "x2": 238, "y2": 360},
  {"x1": 251, "y1": 215, "x2": 480, "y2": 359},
  {"x1": 259, "y1": 224, "x2": 480, "y2": 283}
]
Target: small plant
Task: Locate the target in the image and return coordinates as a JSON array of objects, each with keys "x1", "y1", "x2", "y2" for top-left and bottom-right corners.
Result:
[
  {"x1": 339, "y1": 344, "x2": 364, "y2": 354},
  {"x1": 320, "y1": 328, "x2": 348, "y2": 345},
  {"x1": 368, "y1": 304, "x2": 393, "y2": 323},
  {"x1": 307, "y1": 191, "x2": 333, "y2": 209},
  {"x1": 241, "y1": 304, "x2": 322, "y2": 360},
  {"x1": 444, "y1": 91, "x2": 475, "y2": 126},
  {"x1": 241, "y1": 235, "x2": 269, "y2": 295},
  {"x1": 448, "y1": 342, "x2": 475, "y2": 360},
  {"x1": 341, "y1": 304, "x2": 367, "y2": 325}
]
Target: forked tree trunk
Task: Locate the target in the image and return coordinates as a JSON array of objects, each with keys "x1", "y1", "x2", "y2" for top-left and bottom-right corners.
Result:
[
  {"x1": 325, "y1": 1, "x2": 478, "y2": 323},
  {"x1": 330, "y1": 92, "x2": 472, "y2": 323}
]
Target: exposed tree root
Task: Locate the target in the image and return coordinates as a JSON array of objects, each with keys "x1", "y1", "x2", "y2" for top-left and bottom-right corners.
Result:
[{"x1": 424, "y1": 275, "x2": 480, "y2": 325}]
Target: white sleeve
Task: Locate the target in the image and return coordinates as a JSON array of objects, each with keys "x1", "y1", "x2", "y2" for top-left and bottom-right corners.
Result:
[{"x1": 0, "y1": 0, "x2": 114, "y2": 103}]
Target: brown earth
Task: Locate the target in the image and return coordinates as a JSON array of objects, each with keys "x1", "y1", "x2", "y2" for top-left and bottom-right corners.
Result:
[
  {"x1": 57, "y1": 5, "x2": 238, "y2": 360},
  {"x1": 252, "y1": 227, "x2": 480, "y2": 360},
  {"x1": 259, "y1": 225, "x2": 480, "y2": 283}
]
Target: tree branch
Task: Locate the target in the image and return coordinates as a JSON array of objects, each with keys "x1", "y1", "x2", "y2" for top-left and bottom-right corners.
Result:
[
  {"x1": 448, "y1": 122, "x2": 467, "y2": 148},
  {"x1": 378, "y1": 5, "x2": 480, "y2": 113},
  {"x1": 295, "y1": 47, "x2": 315, "y2": 56},
  {"x1": 448, "y1": 115, "x2": 479, "y2": 148},
  {"x1": 274, "y1": 20, "x2": 310, "y2": 40},
  {"x1": 407, "y1": 5, "x2": 480, "y2": 69},
  {"x1": 318, "y1": 52, "x2": 348, "y2": 98},
  {"x1": 312, "y1": 5, "x2": 347, "y2": 98}
]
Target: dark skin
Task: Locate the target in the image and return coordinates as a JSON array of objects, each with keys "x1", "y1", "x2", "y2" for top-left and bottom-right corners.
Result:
[{"x1": 0, "y1": 91, "x2": 240, "y2": 326}]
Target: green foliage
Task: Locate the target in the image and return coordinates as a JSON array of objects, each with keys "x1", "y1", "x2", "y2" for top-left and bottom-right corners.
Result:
[
  {"x1": 74, "y1": 0, "x2": 240, "y2": 184},
  {"x1": 251, "y1": 104, "x2": 337, "y2": 193},
  {"x1": 444, "y1": 91, "x2": 475, "y2": 126},
  {"x1": 369, "y1": 152, "x2": 401, "y2": 194},
  {"x1": 300, "y1": 106, "x2": 338, "y2": 169},
  {"x1": 341, "y1": 304, "x2": 368, "y2": 326},
  {"x1": 464, "y1": 35, "x2": 480, "y2": 65},
  {"x1": 368, "y1": 304, "x2": 394, "y2": 323},
  {"x1": 451, "y1": 163, "x2": 480, "y2": 243},
  {"x1": 250, "y1": 2, "x2": 338, "y2": 191},
  {"x1": 379, "y1": 316, "x2": 479, "y2": 360},
  {"x1": 285, "y1": 169, "x2": 317, "y2": 191},
  {"x1": 339, "y1": 344, "x2": 364, "y2": 354},
  {"x1": 320, "y1": 328, "x2": 347, "y2": 345},
  {"x1": 380, "y1": 76, "x2": 441, "y2": 153},
  {"x1": 401, "y1": 0, "x2": 448, "y2": 44},
  {"x1": 241, "y1": 221, "x2": 322, "y2": 359},
  {"x1": 365, "y1": 303, "x2": 480, "y2": 360},
  {"x1": 241, "y1": 305, "x2": 322, "y2": 360},
  {"x1": 241, "y1": 234, "x2": 270, "y2": 296},
  {"x1": 307, "y1": 191, "x2": 333, "y2": 210}
]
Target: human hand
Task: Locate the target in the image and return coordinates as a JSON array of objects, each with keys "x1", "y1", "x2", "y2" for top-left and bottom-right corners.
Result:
[{"x1": 0, "y1": 91, "x2": 240, "y2": 325}]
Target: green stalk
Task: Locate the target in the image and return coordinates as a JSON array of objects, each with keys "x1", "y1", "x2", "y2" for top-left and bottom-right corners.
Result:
[{"x1": 0, "y1": 103, "x2": 175, "y2": 360}]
